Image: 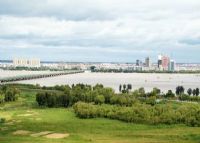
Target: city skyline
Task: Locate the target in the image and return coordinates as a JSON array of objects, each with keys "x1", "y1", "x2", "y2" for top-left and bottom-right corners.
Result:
[{"x1": 0, "y1": 0, "x2": 200, "y2": 63}]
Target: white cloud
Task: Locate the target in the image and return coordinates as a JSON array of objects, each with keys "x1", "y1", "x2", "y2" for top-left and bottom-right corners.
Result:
[{"x1": 0, "y1": 0, "x2": 200, "y2": 62}]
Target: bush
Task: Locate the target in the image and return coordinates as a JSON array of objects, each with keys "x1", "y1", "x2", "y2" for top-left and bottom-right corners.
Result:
[
  {"x1": 165, "y1": 90, "x2": 175, "y2": 98},
  {"x1": 0, "y1": 118, "x2": 6, "y2": 123},
  {"x1": 4, "y1": 87, "x2": 19, "y2": 102},
  {"x1": 73, "y1": 102, "x2": 98, "y2": 118},
  {"x1": 0, "y1": 94, "x2": 4, "y2": 104},
  {"x1": 94, "y1": 95, "x2": 105, "y2": 104},
  {"x1": 36, "y1": 92, "x2": 47, "y2": 106},
  {"x1": 145, "y1": 96, "x2": 156, "y2": 105}
]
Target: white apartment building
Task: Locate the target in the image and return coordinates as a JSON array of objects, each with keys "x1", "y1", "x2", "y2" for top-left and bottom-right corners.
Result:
[{"x1": 13, "y1": 58, "x2": 41, "y2": 67}]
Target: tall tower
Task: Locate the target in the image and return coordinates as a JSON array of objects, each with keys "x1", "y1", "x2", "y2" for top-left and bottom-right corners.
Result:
[
  {"x1": 158, "y1": 55, "x2": 162, "y2": 69},
  {"x1": 161, "y1": 56, "x2": 170, "y2": 71},
  {"x1": 145, "y1": 57, "x2": 151, "y2": 67},
  {"x1": 168, "y1": 60, "x2": 175, "y2": 71}
]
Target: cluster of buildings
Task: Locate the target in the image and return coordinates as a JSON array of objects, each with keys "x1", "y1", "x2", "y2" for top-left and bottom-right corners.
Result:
[
  {"x1": 0, "y1": 56, "x2": 199, "y2": 72},
  {"x1": 135, "y1": 55, "x2": 175, "y2": 72},
  {"x1": 157, "y1": 55, "x2": 175, "y2": 71}
]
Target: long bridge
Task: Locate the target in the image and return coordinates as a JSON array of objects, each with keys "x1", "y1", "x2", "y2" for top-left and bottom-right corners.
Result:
[{"x1": 0, "y1": 70, "x2": 84, "y2": 83}]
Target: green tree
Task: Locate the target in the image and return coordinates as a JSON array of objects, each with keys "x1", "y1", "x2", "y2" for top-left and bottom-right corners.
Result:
[
  {"x1": 127, "y1": 84, "x2": 132, "y2": 92},
  {"x1": 46, "y1": 93, "x2": 57, "y2": 107},
  {"x1": 192, "y1": 89, "x2": 196, "y2": 96},
  {"x1": 119, "y1": 84, "x2": 122, "y2": 93},
  {"x1": 153, "y1": 88, "x2": 161, "y2": 95},
  {"x1": 187, "y1": 88, "x2": 192, "y2": 96},
  {"x1": 4, "y1": 87, "x2": 19, "y2": 102},
  {"x1": 196, "y1": 88, "x2": 199, "y2": 96},
  {"x1": 36, "y1": 92, "x2": 47, "y2": 106},
  {"x1": 176, "y1": 86, "x2": 184, "y2": 95},
  {"x1": 138, "y1": 87, "x2": 145, "y2": 97},
  {"x1": 165, "y1": 90, "x2": 175, "y2": 98},
  {"x1": 94, "y1": 95, "x2": 105, "y2": 105}
]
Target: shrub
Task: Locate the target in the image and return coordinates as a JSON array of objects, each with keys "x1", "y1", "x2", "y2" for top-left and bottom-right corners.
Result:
[
  {"x1": 4, "y1": 88, "x2": 19, "y2": 102},
  {"x1": 165, "y1": 90, "x2": 175, "y2": 98},
  {"x1": 36, "y1": 92, "x2": 47, "y2": 106},
  {"x1": 94, "y1": 95, "x2": 105, "y2": 105},
  {"x1": 0, "y1": 118, "x2": 6, "y2": 123},
  {"x1": 0, "y1": 94, "x2": 4, "y2": 104}
]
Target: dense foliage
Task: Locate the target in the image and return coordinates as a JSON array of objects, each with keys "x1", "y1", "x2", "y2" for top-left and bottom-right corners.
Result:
[
  {"x1": 73, "y1": 102, "x2": 200, "y2": 127},
  {"x1": 34, "y1": 83, "x2": 200, "y2": 127},
  {"x1": 0, "y1": 117, "x2": 6, "y2": 124},
  {"x1": 36, "y1": 84, "x2": 200, "y2": 108},
  {"x1": 36, "y1": 84, "x2": 116, "y2": 107},
  {"x1": 0, "y1": 85, "x2": 20, "y2": 103}
]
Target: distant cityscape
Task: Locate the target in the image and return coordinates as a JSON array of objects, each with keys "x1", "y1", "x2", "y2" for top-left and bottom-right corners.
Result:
[{"x1": 0, "y1": 55, "x2": 200, "y2": 71}]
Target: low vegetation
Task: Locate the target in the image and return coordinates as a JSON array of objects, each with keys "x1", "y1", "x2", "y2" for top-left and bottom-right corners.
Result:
[
  {"x1": 73, "y1": 102, "x2": 200, "y2": 127},
  {"x1": 33, "y1": 83, "x2": 200, "y2": 127},
  {"x1": 0, "y1": 83, "x2": 200, "y2": 143}
]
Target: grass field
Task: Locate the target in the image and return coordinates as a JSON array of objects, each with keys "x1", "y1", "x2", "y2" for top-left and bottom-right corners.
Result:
[{"x1": 0, "y1": 86, "x2": 200, "y2": 143}]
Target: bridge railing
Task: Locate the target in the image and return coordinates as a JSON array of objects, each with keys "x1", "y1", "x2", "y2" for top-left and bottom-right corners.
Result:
[{"x1": 0, "y1": 70, "x2": 84, "y2": 83}]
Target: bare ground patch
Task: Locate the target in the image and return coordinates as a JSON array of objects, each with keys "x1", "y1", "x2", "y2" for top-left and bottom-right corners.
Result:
[
  {"x1": 31, "y1": 131, "x2": 52, "y2": 137},
  {"x1": 45, "y1": 133, "x2": 70, "y2": 139},
  {"x1": 0, "y1": 127, "x2": 8, "y2": 131},
  {"x1": 5, "y1": 121, "x2": 14, "y2": 126},
  {"x1": 17, "y1": 110, "x2": 38, "y2": 117},
  {"x1": 13, "y1": 130, "x2": 32, "y2": 135},
  {"x1": 35, "y1": 118, "x2": 42, "y2": 121},
  {"x1": 17, "y1": 113, "x2": 34, "y2": 117}
]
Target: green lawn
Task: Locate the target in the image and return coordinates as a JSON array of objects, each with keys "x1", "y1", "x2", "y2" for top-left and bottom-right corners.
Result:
[{"x1": 0, "y1": 87, "x2": 200, "y2": 143}]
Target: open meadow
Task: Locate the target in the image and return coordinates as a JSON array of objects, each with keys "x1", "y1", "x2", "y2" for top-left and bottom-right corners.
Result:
[{"x1": 0, "y1": 85, "x2": 200, "y2": 143}]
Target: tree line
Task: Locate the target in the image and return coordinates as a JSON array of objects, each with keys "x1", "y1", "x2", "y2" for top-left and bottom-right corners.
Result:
[
  {"x1": 35, "y1": 84, "x2": 200, "y2": 108},
  {"x1": 91, "y1": 67, "x2": 200, "y2": 74},
  {"x1": 73, "y1": 102, "x2": 200, "y2": 127},
  {"x1": 36, "y1": 84, "x2": 115, "y2": 107}
]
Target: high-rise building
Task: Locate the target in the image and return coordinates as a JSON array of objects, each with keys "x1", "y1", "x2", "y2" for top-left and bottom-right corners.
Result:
[
  {"x1": 145, "y1": 57, "x2": 151, "y2": 67},
  {"x1": 13, "y1": 58, "x2": 41, "y2": 67},
  {"x1": 162, "y1": 56, "x2": 170, "y2": 70},
  {"x1": 168, "y1": 60, "x2": 175, "y2": 71},
  {"x1": 158, "y1": 55, "x2": 162, "y2": 69},
  {"x1": 136, "y1": 59, "x2": 142, "y2": 66},
  {"x1": 157, "y1": 55, "x2": 170, "y2": 71}
]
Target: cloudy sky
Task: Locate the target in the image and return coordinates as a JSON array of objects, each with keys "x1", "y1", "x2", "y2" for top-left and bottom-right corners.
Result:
[{"x1": 0, "y1": 0, "x2": 200, "y2": 63}]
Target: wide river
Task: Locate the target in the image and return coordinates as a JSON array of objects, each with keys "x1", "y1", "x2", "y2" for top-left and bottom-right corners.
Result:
[{"x1": 1, "y1": 70, "x2": 199, "y2": 93}]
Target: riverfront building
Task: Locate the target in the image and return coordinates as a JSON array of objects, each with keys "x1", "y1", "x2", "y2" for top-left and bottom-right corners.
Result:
[
  {"x1": 157, "y1": 55, "x2": 170, "y2": 71},
  {"x1": 13, "y1": 58, "x2": 41, "y2": 68},
  {"x1": 168, "y1": 60, "x2": 175, "y2": 71},
  {"x1": 161, "y1": 56, "x2": 170, "y2": 71},
  {"x1": 145, "y1": 57, "x2": 151, "y2": 67}
]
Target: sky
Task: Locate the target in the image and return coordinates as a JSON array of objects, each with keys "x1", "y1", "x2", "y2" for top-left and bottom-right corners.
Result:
[{"x1": 0, "y1": 0, "x2": 200, "y2": 63}]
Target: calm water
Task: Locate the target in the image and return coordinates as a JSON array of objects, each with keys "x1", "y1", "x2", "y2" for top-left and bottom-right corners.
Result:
[{"x1": 9, "y1": 72, "x2": 200, "y2": 93}]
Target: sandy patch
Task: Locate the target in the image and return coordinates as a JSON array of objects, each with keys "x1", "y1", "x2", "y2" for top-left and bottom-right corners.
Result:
[
  {"x1": 13, "y1": 130, "x2": 31, "y2": 135},
  {"x1": 26, "y1": 110, "x2": 38, "y2": 114},
  {"x1": 31, "y1": 131, "x2": 52, "y2": 137},
  {"x1": 35, "y1": 118, "x2": 42, "y2": 121},
  {"x1": 0, "y1": 127, "x2": 8, "y2": 131},
  {"x1": 5, "y1": 122, "x2": 14, "y2": 126},
  {"x1": 15, "y1": 120, "x2": 22, "y2": 123},
  {"x1": 45, "y1": 133, "x2": 69, "y2": 139},
  {"x1": 17, "y1": 114, "x2": 34, "y2": 117}
]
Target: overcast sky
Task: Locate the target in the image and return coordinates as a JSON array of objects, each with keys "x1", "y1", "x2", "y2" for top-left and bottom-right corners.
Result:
[{"x1": 0, "y1": 0, "x2": 200, "y2": 63}]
